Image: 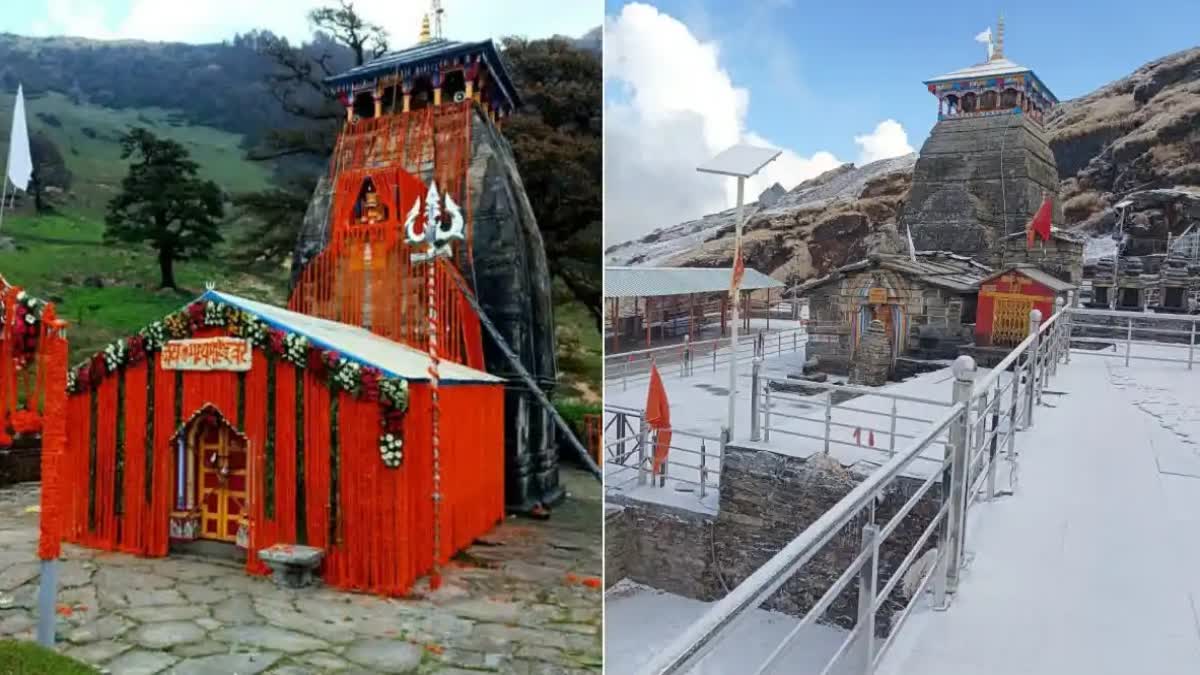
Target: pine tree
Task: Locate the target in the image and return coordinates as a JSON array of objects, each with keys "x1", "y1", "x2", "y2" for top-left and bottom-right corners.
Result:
[{"x1": 104, "y1": 128, "x2": 224, "y2": 289}]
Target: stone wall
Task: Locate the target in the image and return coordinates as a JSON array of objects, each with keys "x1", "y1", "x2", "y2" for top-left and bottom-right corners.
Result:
[
  {"x1": 904, "y1": 114, "x2": 1062, "y2": 259},
  {"x1": 604, "y1": 496, "x2": 722, "y2": 601},
  {"x1": 991, "y1": 236, "x2": 1085, "y2": 286},
  {"x1": 0, "y1": 441, "x2": 39, "y2": 487},
  {"x1": 606, "y1": 444, "x2": 943, "y2": 635}
]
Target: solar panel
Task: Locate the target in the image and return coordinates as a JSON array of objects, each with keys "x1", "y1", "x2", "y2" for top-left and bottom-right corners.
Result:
[{"x1": 696, "y1": 144, "x2": 782, "y2": 178}]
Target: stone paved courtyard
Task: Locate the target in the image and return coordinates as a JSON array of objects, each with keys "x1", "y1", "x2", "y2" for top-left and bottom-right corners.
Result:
[{"x1": 0, "y1": 469, "x2": 602, "y2": 674}]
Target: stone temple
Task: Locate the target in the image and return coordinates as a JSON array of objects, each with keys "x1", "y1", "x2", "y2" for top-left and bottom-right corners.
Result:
[{"x1": 903, "y1": 19, "x2": 1064, "y2": 262}]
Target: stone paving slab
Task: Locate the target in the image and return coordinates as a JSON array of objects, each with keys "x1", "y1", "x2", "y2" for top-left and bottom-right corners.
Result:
[{"x1": 0, "y1": 469, "x2": 602, "y2": 673}]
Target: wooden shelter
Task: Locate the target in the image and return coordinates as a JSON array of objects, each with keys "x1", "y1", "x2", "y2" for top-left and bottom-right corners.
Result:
[
  {"x1": 976, "y1": 265, "x2": 1074, "y2": 347},
  {"x1": 57, "y1": 291, "x2": 504, "y2": 596}
]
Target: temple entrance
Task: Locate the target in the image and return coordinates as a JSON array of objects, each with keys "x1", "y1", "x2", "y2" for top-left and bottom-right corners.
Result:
[
  {"x1": 992, "y1": 296, "x2": 1034, "y2": 346},
  {"x1": 170, "y1": 405, "x2": 250, "y2": 551},
  {"x1": 196, "y1": 422, "x2": 248, "y2": 543},
  {"x1": 855, "y1": 302, "x2": 903, "y2": 363}
]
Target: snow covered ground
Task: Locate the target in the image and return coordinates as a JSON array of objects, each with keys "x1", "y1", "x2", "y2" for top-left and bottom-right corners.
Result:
[
  {"x1": 876, "y1": 346, "x2": 1200, "y2": 675},
  {"x1": 605, "y1": 580, "x2": 856, "y2": 675}
]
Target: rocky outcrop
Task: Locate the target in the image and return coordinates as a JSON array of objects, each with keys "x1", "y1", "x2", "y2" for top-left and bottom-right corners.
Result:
[
  {"x1": 1049, "y1": 47, "x2": 1200, "y2": 231},
  {"x1": 605, "y1": 156, "x2": 916, "y2": 286}
]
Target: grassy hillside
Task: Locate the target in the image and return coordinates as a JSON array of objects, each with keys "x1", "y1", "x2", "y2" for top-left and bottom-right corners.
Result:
[
  {"x1": 0, "y1": 91, "x2": 599, "y2": 403},
  {"x1": 0, "y1": 90, "x2": 273, "y2": 215}
]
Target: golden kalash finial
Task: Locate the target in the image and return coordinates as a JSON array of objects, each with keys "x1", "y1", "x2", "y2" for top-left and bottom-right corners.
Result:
[
  {"x1": 419, "y1": 13, "x2": 432, "y2": 43},
  {"x1": 994, "y1": 14, "x2": 1005, "y2": 60}
]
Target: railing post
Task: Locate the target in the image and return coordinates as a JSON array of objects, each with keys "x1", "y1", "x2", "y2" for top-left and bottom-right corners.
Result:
[
  {"x1": 823, "y1": 389, "x2": 833, "y2": 454},
  {"x1": 763, "y1": 380, "x2": 772, "y2": 442},
  {"x1": 1064, "y1": 299, "x2": 1074, "y2": 365},
  {"x1": 1009, "y1": 362, "x2": 1021, "y2": 454},
  {"x1": 683, "y1": 335, "x2": 691, "y2": 378},
  {"x1": 699, "y1": 437, "x2": 707, "y2": 499},
  {"x1": 857, "y1": 523, "x2": 880, "y2": 672},
  {"x1": 988, "y1": 378, "x2": 1000, "y2": 501},
  {"x1": 1026, "y1": 309, "x2": 1042, "y2": 428},
  {"x1": 712, "y1": 345, "x2": 717, "y2": 372},
  {"x1": 793, "y1": 330, "x2": 798, "y2": 352},
  {"x1": 1189, "y1": 319, "x2": 1196, "y2": 371},
  {"x1": 1125, "y1": 316, "x2": 1133, "y2": 367},
  {"x1": 622, "y1": 356, "x2": 629, "y2": 391},
  {"x1": 637, "y1": 416, "x2": 648, "y2": 486},
  {"x1": 750, "y1": 357, "x2": 763, "y2": 442},
  {"x1": 945, "y1": 356, "x2": 975, "y2": 597},
  {"x1": 1051, "y1": 298, "x2": 1065, "y2": 377},
  {"x1": 616, "y1": 412, "x2": 626, "y2": 464},
  {"x1": 887, "y1": 397, "x2": 898, "y2": 457}
]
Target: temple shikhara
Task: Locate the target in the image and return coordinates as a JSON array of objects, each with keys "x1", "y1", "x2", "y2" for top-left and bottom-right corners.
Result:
[
  {"x1": 40, "y1": 9, "x2": 562, "y2": 596},
  {"x1": 808, "y1": 18, "x2": 1087, "y2": 375}
]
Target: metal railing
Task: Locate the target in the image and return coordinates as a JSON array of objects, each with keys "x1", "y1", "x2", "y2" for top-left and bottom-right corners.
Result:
[
  {"x1": 603, "y1": 405, "x2": 725, "y2": 499},
  {"x1": 1064, "y1": 306, "x2": 1200, "y2": 368},
  {"x1": 639, "y1": 300, "x2": 1074, "y2": 675},
  {"x1": 604, "y1": 327, "x2": 808, "y2": 391},
  {"x1": 749, "y1": 366, "x2": 953, "y2": 458}
]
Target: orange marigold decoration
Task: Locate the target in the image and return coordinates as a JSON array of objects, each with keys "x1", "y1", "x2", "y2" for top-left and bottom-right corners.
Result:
[
  {"x1": 11, "y1": 409, "x2": 42, "y2": 435},
  {"x1": 38, "y1": 306, "x2": 68, "y2": 562}
]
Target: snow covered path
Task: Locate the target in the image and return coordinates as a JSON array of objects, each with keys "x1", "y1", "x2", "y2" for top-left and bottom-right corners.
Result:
[{"x1": 877, "y1": 355, "x2": 1200, "y2": 675}]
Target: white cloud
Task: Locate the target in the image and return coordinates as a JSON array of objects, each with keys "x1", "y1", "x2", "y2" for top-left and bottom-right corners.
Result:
[
  {"x1": 26, "y1": 0, "x2": 599, "y2": 46},
  {"x1": 604, "y1": 3, "x2": 913, "y2": 246},
  {"x1": 604, "y1": 3, "x2": 846, "y2": 245},
  {"x1": 853, "y1": 119, "x2": 914, "y2": 165}
]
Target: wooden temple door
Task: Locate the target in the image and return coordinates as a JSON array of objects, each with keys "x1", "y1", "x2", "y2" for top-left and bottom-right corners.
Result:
[{"x1": 195, "y1": 424, "x2": 248, "y2": 543}]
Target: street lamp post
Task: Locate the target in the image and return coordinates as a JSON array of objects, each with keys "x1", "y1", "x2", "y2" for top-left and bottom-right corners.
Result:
[{"x1": 697, "y1": 144, "x2": 781, "y2": 439}]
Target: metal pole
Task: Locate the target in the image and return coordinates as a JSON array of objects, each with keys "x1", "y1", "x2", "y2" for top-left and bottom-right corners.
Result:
[
  {"x1": 1190, "y1": 320, "x2": 1196, "y2": 371},
  {"x1": 823, "y1": 389, "x2": 833, "y2": 454},
  {"x1": 1009, "y1": 362, "x2": 1021, "y2": 454},
  {"x1": 763, "y1": 381, "x2": 772, "y2": 442},
  {"x1": 699, "y1": 438, "x2": 707, "y2": 499},
  {"x1": 637, "y1": 416, "x2": 648, "y2": 486},
  {"x1": 987, "y1": 378, "x2": 1000, "y2": 501},
  {"x1": 683, "y1": 335, "x2": 691, "y2": 378},
  {"x1": 750, "y1": 357, "x2": 762, "y2": 442},
  {"x1": 945, "y1": 356, "x2": 976, "y2": 596},
  {"x1": 1026, "y1": 309, "x2": 1041, "y2": 427},
  {"x1": 36, "y1": 559, "x2": 58, "y2": 646},
  {"x1": 1065, "y1": 294, "x2": 1075, "y2": 364},
  {"x1": 727, "y1": 176, "x2": 745, "y2": 438},
  {"x1": 1125, "y1": 316, "x2": 1133, "y2": 367},
  {"x1": 857, "y1": 523, "x2": 880, "y2": 672},
  {"x1": 1051, "y1": 298, "x2": 1065, "y2": 376},
  {"x1": 887, "y1": 397, "x2": 897, "y2": 456}
]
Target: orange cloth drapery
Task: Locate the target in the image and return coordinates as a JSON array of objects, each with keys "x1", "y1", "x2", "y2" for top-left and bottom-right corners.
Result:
[{"x1": 59, "y1": 324, "x2": 505, "y2": 596}]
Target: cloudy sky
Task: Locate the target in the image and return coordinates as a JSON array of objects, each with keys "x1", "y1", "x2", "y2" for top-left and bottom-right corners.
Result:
[
  {"x1": 0, "y1": 0, "x2": 599, "y2": 47},
  {"x1": 604, "y1": 0, "x2": 1200, "y2": 245}
]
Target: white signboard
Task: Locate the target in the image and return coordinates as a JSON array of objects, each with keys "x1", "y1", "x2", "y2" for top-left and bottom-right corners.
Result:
[{"x1": 161, "y1": 337, "x2": 252, "y2": 372}]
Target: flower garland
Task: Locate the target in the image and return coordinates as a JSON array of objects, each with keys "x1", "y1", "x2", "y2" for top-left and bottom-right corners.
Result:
[
  {"x1": 67, "y1": 300, "x2": 410, "y2": 416},
  {"x1": 9, "y1": 290, "x2": 45, "y2": 368}
]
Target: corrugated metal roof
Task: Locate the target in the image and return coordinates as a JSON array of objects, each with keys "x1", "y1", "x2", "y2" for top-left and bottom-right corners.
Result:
[
  {"x1": 983, "y1": 265, "x2": 1076, "y2": 292},
  {"x1": 800, "y1": 253, "x2": 990, "y2": 295},
  {"x1": 926, "y1": 57, "x2": 1030, "y2": 83},
  {"x1": 604, "y1": 266, "x2": 784, "y2": 298},
  {"x1": 205, "y1": 291, "x2": 500, "y2": 384}
]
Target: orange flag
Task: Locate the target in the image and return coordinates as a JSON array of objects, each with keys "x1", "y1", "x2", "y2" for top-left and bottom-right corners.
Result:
[
  {"x1": 645, "y1": 364, "x2": 672, "y2": 475},
  {"x1": 730, "y1": 241, "x2": 745, "y2": 297},
  {"x1": 1026, "y1": 196, "x2": 1052, "y2": 250}
]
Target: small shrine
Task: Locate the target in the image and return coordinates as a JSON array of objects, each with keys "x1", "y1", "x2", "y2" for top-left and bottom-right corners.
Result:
[
  {"x1": 924, "y1": 17, "x2": 1058, "y2": 125},
  {"x1": 976, "y1": 265, "x2": 1074, "y2": 347}
]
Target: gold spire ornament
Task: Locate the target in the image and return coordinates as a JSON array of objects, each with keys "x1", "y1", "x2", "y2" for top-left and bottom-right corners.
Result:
[
  {"x1": 419, "y1": 14, "x2": 432, "y2": 43},
  {"x1": 994, "y1": 14, "x2": 1005, "y2": 60}
]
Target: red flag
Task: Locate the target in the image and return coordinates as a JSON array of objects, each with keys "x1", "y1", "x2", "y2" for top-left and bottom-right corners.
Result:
[
  {"x1": 730, "y1": 241, "x2": 745, "y2": 297},
  {"x1": 645, "y1": 364, "x2": 673, "y2": 476},
  {"x1": 1026, "y1": 196, "x2": 1052, "y2": 249}
]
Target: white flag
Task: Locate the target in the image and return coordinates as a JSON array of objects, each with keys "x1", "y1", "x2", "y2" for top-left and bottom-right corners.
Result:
[
  {"x1": 974, "y1": 28, "x2": 994, "y2": 61},
  {"x1": 7, "y1": 85, "x2": 32, "y2": 191}
]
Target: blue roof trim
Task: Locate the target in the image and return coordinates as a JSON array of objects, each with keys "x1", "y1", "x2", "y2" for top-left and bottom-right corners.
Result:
[
  {"x1": 324, "y1": 38, "x2": 520, "y2": 109},
  {"x1": 923, "y1": 69, "x2": 1058, "y2": 105},
  {"x1": 198, "y1": 290, "x2": 480, "y2": 387}
]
